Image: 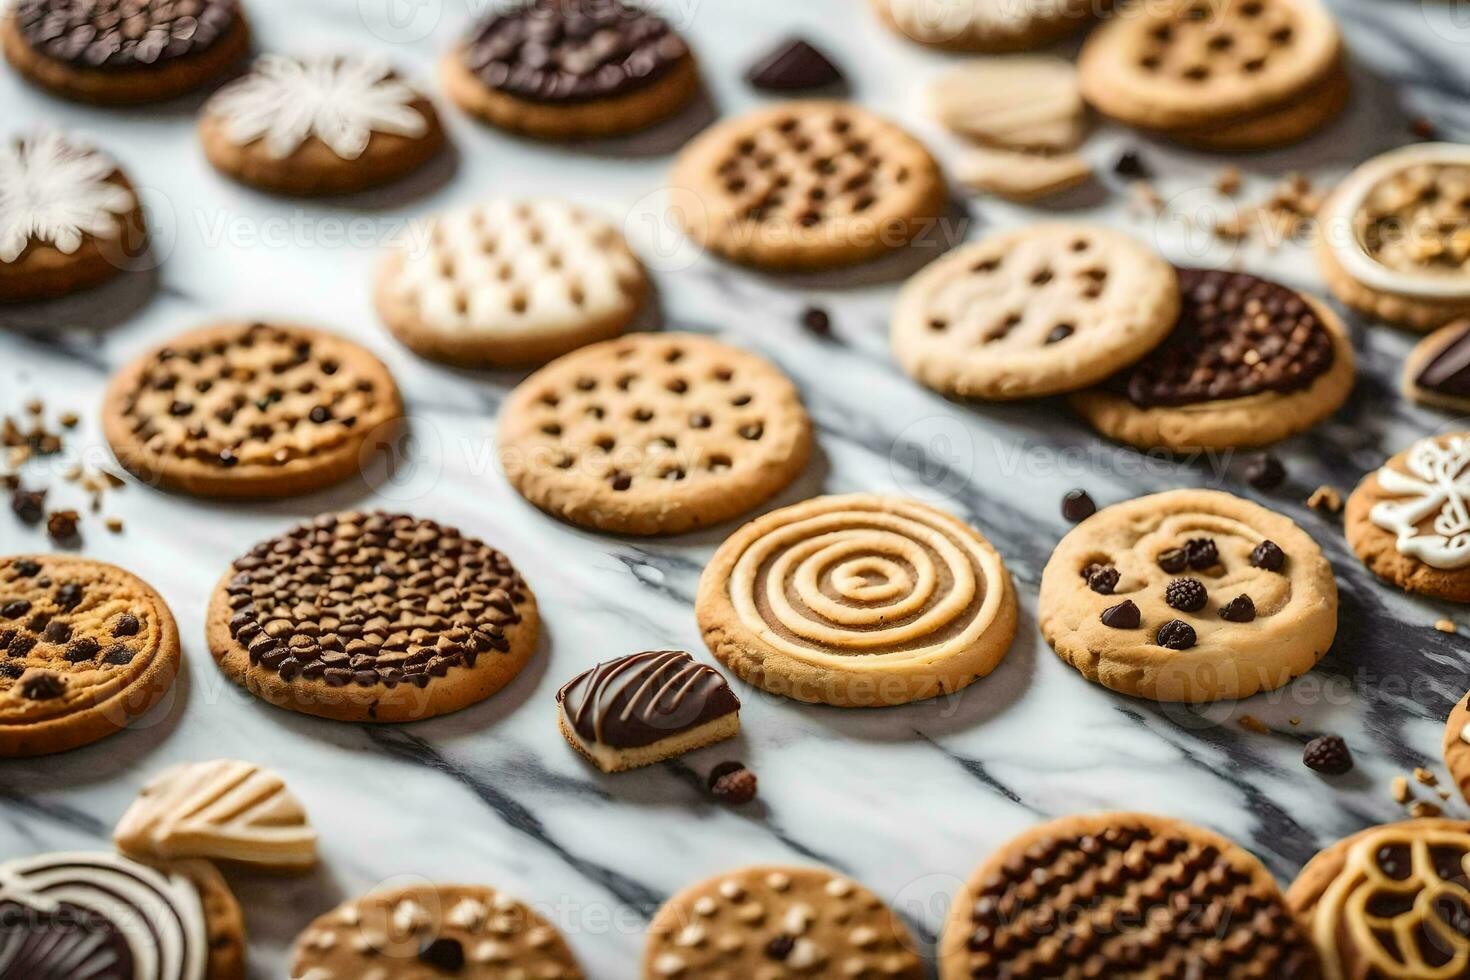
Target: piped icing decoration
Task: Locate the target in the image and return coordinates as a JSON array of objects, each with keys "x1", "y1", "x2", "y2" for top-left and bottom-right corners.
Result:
[
  {"x1": 0, "y1": 851, "x2": 210, "y2": 979},
  {"x1": 1369, "y1": 434, "x2": 1470, "y2": 570},
  {"x1": 14, "y1": 0, "x2": 239, "y2": 70},
  {"x1": 0, "y1": 131, "x2": 134, "y2": 264},
  {"x1": 1323, "y1": 143, "x2": 1470, "y2": 301},
  {"x1": 1416, "y1": 322, "x2": 1470, "y2": 398},
  {"x1": 204, "y1": 54, "x2": 429, "y2": 160},
  {"x1": 558, "y1": 650, "x2": 739, "y2": 749}
]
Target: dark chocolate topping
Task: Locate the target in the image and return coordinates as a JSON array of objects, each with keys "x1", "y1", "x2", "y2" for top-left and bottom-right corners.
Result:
[
  {"x1": 557, "y1": 650, "x2": 739, "y2": 749},
  {"x1": 745, "y1": 38, "x2": 843, "y2": 92},
  {"x1": 0, "y1": 899, "x2": 133, "y2": 978},
  {"x1": 463, "y1": 0, "x2": 688, "y2": 105},
  {"x1": 15, "y1": 0, "x2": 239, "y2": 71},
  {"x1": 223, "y1": 511, "x2": 530, "y2": 690},
  {"x1": 1416, "y1": 323, "x2": 1470, "y2": 398},
  {"x1": 1115, "y1": 268, "x2": 1335, "y2": 408}
]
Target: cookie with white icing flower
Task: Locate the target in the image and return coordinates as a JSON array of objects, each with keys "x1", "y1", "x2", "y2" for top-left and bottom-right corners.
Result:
[
  {"x1": 199, "y1": 54, "x2": 445, "y2": 196},
  {"x1": 0, "y1": 130, "x2": 145, "y2": 303},
  {"x1": 1346, "y1": 432, "x2": 1470, "y2": 602}
]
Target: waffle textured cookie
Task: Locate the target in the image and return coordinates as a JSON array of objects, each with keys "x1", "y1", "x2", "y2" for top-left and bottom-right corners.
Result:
[
  {"x1": 442, "y1": 0, "x2": 699, "y2": 140},
  {"x1": 557, "y1": 650, "x2": 740, "y2": 773},
  {"x1": 1078, "y1": 0, "x2": 1346, "y2": 148},
  {"x1": 199, "y1": 54, "x2": 445, "y2": 196},
  {"x1": 206, "y1": 511, "x2": 539, "y2": 723},
  {"x1": 697, "y1": 494, "x2": 1018, "y2": 707},
  {"x1": 1, "y1": 0, "x2": 249, "y2": 104},
  {"x1": 291, "y1": 882, "x2": 583, "y2": 979},
  {"x1": 1404, "y1": 320, "x2": 1470, "y2": 412},
  {"x1": 0, "y1": 130, "x2": 145, "y2": 303},
  {"x1": 1445, "y1": 694, "x2": 1470, "y2": 806},
  {"x1": 376, "y1": 199, "x2": 648, "y2": 367},
  {"x1": 1346, "y1": 432, "x2": 1470, "y2": 602},
  {"x1": 1288, "y1": 819, "x2": 1470, "y2": 979},
  {"x1": 103, "y1": 322, "x2": 404, "y2": 499},
  {"x1": 669, "y1": 101, "x2": 946, "y2": 271},
  {"x1": 1071, "y1": 268, "x2": 1355, "y2": 451},
  {"x1": 0, "y1": 851, "x2": 246, "y2": 979},
  {"x1": 115, "y1": 758, "x2": 318, "y2": 870},
  {"x1": 645, "y1": 866, "x2": 923, "y2": 979},
  {"x1": 1038, "y1": 489, "x2": 1338, "y2": 702},
  {"x1": 498, "y1": 332, "x2": 812, "y2": 536},
  {"x1": 0, "y1": 555, "x2": 182, "y2": 756},
  {"x1": 872, "y1": 0, "x2": 1097, "y2": 52},
  {"x1": 1318, "y1": 143, "x2": 1470, "y2": 331},
  {"x1": 941, "y1": 813, "x2": 1319, "y2": 978},
  {"x1": 891, "y1": 225, "x2": 1179, "y2": 400}
]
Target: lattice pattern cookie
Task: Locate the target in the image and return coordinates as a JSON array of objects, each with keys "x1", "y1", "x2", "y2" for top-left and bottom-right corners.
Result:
[
  {"x1": 669, "y1": 101, "x2": 946, "y2": 270},
  {"x1": 376, "y1": 199, "x2": 648, "y2": 367},
  {"x1": 498, "y1": 333, "x2": 812, "y2": 535}
]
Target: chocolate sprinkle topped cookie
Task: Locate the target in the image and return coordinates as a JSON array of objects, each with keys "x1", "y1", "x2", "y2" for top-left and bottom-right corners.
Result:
[
  {"x1": 206, "y1": 511, "x2": 539, "y2": 723},
  {"x1": 941, "y1": 813, "x2": 1319, "y2": 979},
  {"x1": 0, "y1": 555, "x2": 182, "y2": 756},
  {"x1": 103, "y1": 322, "x2": 403, "y2": 499}
]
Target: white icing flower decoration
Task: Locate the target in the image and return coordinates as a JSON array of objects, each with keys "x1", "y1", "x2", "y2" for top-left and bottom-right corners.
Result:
[
  {"x1": 207, "y1": 54, "x2": 428, "y2": 161},
  {"x1": 0, "y1": 131, "x2": 134, "y2": 264},
  {"x1": 1370, "y1": 434, "x2": 1470, "y2": 569}
]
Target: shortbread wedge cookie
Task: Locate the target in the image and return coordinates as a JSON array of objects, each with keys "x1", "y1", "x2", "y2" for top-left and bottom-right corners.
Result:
[{"x1": 929, "y1": 56, "x2": 1086, "y2": 152}]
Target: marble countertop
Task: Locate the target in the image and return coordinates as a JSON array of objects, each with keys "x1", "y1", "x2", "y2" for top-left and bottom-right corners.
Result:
[{"x1": 5, "y1": 0, "x2": 1470, "y2": 976}]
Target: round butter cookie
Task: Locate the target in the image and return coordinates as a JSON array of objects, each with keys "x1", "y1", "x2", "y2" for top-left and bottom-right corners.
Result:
[
  {"x1": 891, "y1": 224, "x2": 1179, "y2": 400},
  {"x1": 646, "y1": 866, "x2": 923, "y2": 979},
  {"x1": 871, "y1": 0, "x2": 1097, "y2": 52},
  {"x1": 102, "y1": 322, "x2": 403, "y2": 499},
  {"x1": 206, "y1": 510, "x2": 539, "y2": 723},
  {"x1": 669, "y1": 101, "x2": 946, "y2": 271},
  {"x1": 0, "y1": 555, "x2": 181, "y2": 757},
  {"x1": 375, "y1": 199, "x2": 648, "y2": 367},
  {"x1": 696, "y1": 494, "x2": 1018, "y2": 707},
  {"x1": 497, "y1": 332, "x2": 812, "y2": 536},
  {"x1": 1038, "y1": 489, "x2": 1337, "y2": 702},
  {"x1": 1445, "y1": 693, "x2": 1470, "y2": 806}
]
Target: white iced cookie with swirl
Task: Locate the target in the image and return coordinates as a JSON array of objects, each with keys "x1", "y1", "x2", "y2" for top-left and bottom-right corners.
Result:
[{"x1": 696, "y1": 494, "x2": 1018, "y2": 707}]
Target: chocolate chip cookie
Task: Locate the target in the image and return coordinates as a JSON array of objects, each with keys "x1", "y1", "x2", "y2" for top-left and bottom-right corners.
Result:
[
  {"x1": 206, "y1": 511, "x2": 539, "y2": 723},
  {"x1": 0, "y1": 555, "x2": 182, "y2": 756}
]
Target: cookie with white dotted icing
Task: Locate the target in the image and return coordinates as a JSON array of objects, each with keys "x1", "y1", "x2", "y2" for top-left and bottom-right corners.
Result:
[
  {"x1": 199, "y1": 54, "x2": 445, "y2": 196},
  {"x1": 376, "y1": 199, "x2": 649, "y2": 367},
  {"x1": 0, "y1": 130, "x2": 145, "y2": 303},
  {"x1": 645, "y1": 866, "x2": 923, "y2": 979},
  {"x1": 290, "y1": 882, "x2": 583, "y2": 979}
]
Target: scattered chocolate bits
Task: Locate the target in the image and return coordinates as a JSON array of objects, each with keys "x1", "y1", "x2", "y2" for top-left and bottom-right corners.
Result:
[
  {"x1": 1250, "y1": 540, "x2": 1285, "y2": 572},
  {"x1": 10, "y1": 487, "x2": 45, "y2": 524},
  {"x1": 1156, "y1": 619, "x2": 1196, "y2": 650},
  {"x1": 417, "y1": 937, "x2": 465, "y2": 971},
  {"x1": 1164, "y1": 578, "x2": 1207, "y2": 612},
  {"x1": 1061, "y1": 489, "x2": 1096, "y2": 522},
  {"x1": 46, "y1": 510, "x2": 80, "y2": 544},
  {"x1": 1085, "y1": 564, "x2": 1119, "y2": 595},
  {"x1": 1410, "y1": 117, "x2": 1440, "y2": 141},
  {"x1": 1157, "y1": 548, "x2": 1188, "y2": 574},
  {"x1": 1112, "y1": 149, "x2": 1152, "y2": 180},
  {"x1": 1183, "y1": 537, "x2": 1218, "y2": 569},
  {"x1": 1244, "y1": 453, "x2": 1286, "y2": 490},
  {"x1": 799, "y1": 305, "x2": 833, "y2": 338},
  {"x1": 1100, "y1": 599, "x2": 1141, "y2": 629},
  {"x1": 746, "y1": 38, "x2": 844, "y2": 92},
  {"x1": 20, "y1": 671, "x2": 65, "y2": 700},
  {"x1": 708, "y1": 761, "x2": 759, "y2": 805},
  {"x1": 1219, "y1": 594, "x2": 1256, "y2": 622},
  {"x1": 1303, "y1": 735, "x2": 1353, "y2": 775}
]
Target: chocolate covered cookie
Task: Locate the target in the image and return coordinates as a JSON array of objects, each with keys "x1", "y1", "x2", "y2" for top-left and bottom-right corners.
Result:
[
  {"x1": 1071, "y1": 268, "x2": 1355, "y2": 451},
  {"x1": 102, "y1": 322, "x2": 403, "y2": 499},
  {"x1": 205, "y1": 511, "x2": 539, "y2": 723},
  {"x1": 442, "y1": 0, "x2": 699, "y2": 140},
  {"x1": 557, "y1": 650, "x2": 739, "y2": 773},
  {"x1": 0, "y1": 555, "x2": 182, "y2": 757},
  {"x1": 1404, "y1": 320, "x2": 1470, "y2": 412},
  {"x1": 2, "y1": 0, "x2": 249, "y2": 104}
]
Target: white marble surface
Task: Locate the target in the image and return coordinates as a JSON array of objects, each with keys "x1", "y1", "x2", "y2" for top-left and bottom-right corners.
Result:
[{"x1": 4, "y1": 0, "x2": 1470, "y2": 976}]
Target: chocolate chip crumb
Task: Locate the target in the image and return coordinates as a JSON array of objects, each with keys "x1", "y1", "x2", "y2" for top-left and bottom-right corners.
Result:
[
  {"x1": 47, "y1": 510, "x2": 80, "y2": 544},
  {"x1": 1410, "y1": 117, "x2": 1439, "y2": 140},
  {"x1": 800, "y1": 306, "x2": 832, "y2": 337},
  {"x1": 708, "y1": 761, "x2": 758, "y2": 805},
  {"x1": 1113, "y1": 149, "x2": 1152, "y2": 181},
  {"x1": 11, "y1": 487, "x2": 46, "y2": 524},
  {"x1": 1250, "y1": 540, "x2": 1285, "y2": 572},
  {"x1": 1436, "y1": 619, "x2": 1458, "y2": 634},
  {"x1": 1061, "y1": 489, "x2": 1096, "y2": 522},
  {"x1": 1100, "y1": 599, "x2": 1141, "y2": 629},
  {"x1": 1155, "y1": 619, "x2": 1196, "y2": 650},
  {"x1": 1244, "y1": 453, "x2": 1286, "y2": 490},
  {"x1": 1219, "y1": 594, "x2": 1256, "y2": 622},
  {"x1": 1303, "y1": 735, "x2": 1353, "y2": 775}
]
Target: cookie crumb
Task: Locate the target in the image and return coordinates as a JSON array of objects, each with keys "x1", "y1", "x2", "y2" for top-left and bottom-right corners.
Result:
[
  {"x1": 25, "y1": 399, "x2": 43, "y2": 416},
  {"x1": 1410, "y1": 800, "x2": 1443, "y2": 819},
  {"x1": 1437, "y1": 619, "x2": 1458, "y2": 634},
  {"x1": 1414, "y1": 767, "x2": 1439, "y2": 786},
  {"x1": 1289, "y1": 717, "x2": 1301, "y2": 726},
  {"x1": 1112, "y1": 149, "x2": 1152, "y2": 181},
  {"x1": 1239, "y1": 714, "x2": 1270, "y2": 735},
  {"x1": 1306, "y1": 485, "x2": 1342, "y2": 513},
  {"x1": 799, "y1": 306, "x2": 832, "y2": 338},
  {"x1": 46, "y1": 510, "x2": 80, "y2": 544},
  {"x1": 708, "y1": 762, "x2": 758, "y2": 805},
  {"x1": 1410, "y1": 117, "x2": 1439, "y2": 141},
  {"x1": 59, "y1": 412, "x2": 79, "y2": 429},
  {"x1": 1215, "y1": 166, "x2": 1242, "y2": 197},
  {"x1": 105, "y1": 517, "x2": 124, "y2": 534},
  {"x1": 1303, "y1": 734, "x2": 1353, "y2": 774},
  {"x1": 1391, "y1": 776, "x2": 1412, "y2": 805},
  {"x1": 1131, "y1": 181, "x2": 1165, "y2": 214}
]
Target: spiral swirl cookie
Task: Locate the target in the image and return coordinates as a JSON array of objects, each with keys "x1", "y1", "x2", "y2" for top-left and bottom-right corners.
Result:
[
  {"x1": 1288, "y1": 819, "x2": 1470, "y2": 980},
  {"x1": 1319, "y1": 144, "x2": 1470, "y2": 331},
  {"x1": 645, "y1": 866, "x2": 923, "y2": 979},
  {"x1": 103, "y1": 322, "x2": 403, "y2": 499},
  {"x1": 940, "y1": 813, "x2": 1319, "y2": 979},
  {"x1": 1345, "y1": 432, "x2": 1470, "y2": 602},
  {"x1": 376, "y1": 199, "x2": 648, "y2": 368},
  {"x1": 498, "y1": 332, "x2": 812, "y2": 536},
  {"x1": 206, "y1": 511, "x2": 539, "y2": 723},
  {"x1": 1071, "y1": 268, "x2": 1355, "y2": 451},
  {"x1": 0, "y1": 130, "x2": 145, "y2": 303},
  {"x1": 696, "y1": 494, "x2": 1018, "y2": 707},
  {"x1": 669, "y1": 101, "x2": 946, "y2": 271},
  {"x1": 891, "y1": 224, "x2": 1180, "y2": 400},
  {"x1": 442, "y1": 0, "x2": 698, "y2": 140},
  {"x1": 1039, "y1": 489, "x2": 1337, "y2": 702},
  {"x1": 291, "y1": 881, "x2": 583, "y2": 979},
  {"x1": 2, "y1": 0, "x2": 249, "y2": 104},
  {"x1": 0, "y1": 850, "x2": 245, "y2": 979},
  {"x1": 0, "y1": 555, "x2": 182, "y2": 757},
  {"x1": 872, "y1": 0, "x2": 1096, "y2": 52}
]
